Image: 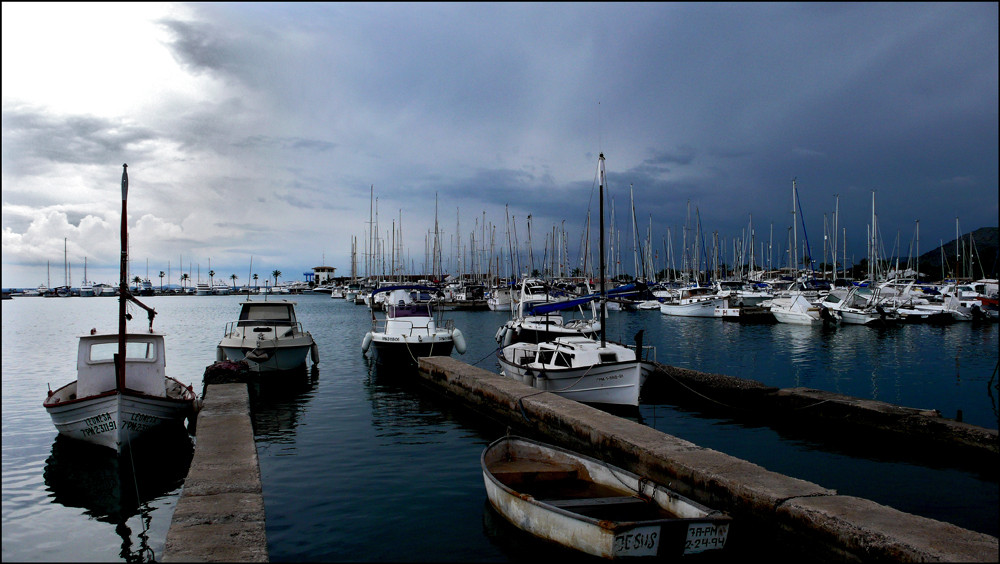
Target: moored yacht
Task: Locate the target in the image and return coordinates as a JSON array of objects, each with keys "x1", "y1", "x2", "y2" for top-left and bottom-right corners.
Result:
[
  {"x1": 217, "y1": 299, "x2": 319, "y2": 372},
  {"x1": 362, "y1": 285, "x2": 466, "y2": 366}
]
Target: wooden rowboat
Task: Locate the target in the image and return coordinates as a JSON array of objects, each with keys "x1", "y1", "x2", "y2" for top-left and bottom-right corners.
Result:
[{"x1": 481, "y1": 435, "x2": 731, "y2": 559}]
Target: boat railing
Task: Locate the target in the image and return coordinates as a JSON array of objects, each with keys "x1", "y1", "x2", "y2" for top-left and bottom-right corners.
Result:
[
  {"x1": 371, "y1": 317, "x2": 455, "y2": 336},
  {"x1": 628, "y1": 343, "x2": 657, "y2": 363},
  {"x1": 225, "y1": 320, "x2": 304, "y2": 337}
]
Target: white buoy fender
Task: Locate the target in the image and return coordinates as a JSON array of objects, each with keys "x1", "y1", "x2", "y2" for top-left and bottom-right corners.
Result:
[
  {"x1": 502, "y1": 326, "x2": 515, "y2": 347},
  {"x1": 494, "y1": 326, "x2": 505, "y2": 344},
  {"x1": 216, "y1": 346, "x2": 225, "y2": 361},
  {"x1": 310, "y1": 343, "x2": 320, "y2": 364},
  {"x1": 453, "y1": 329, "x2": 467, "y2": 354},
  {"x1": 361, "y1": 332, "x2": 373, "y2": 354}
]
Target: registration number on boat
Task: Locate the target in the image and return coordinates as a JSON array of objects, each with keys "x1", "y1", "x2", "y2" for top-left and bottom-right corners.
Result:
[
  {"x1": 613, "y1": 525, "x2": 660, "y2": 557},
  {"x1": 684, "y1": 522, "x2": 729, "y2": 554}
]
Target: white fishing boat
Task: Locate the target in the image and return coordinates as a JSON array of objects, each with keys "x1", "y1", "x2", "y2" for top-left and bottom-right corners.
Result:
[
  {"x1": 482, "y1": 435, "x2": 731, "y2": 559},
  {"x1": 361, "y1": 285, "x2": 466, "y2": 366},
  {"x1": 43, "y1": 164, "x2": 200, "y2": 453},
  {"x1": 497, "y1": 153, "x2": 655, "y2": 408},
  {"x1": 658, "y1": 286, "x2": 727, "y2": 318},
  {"x1": 497, "y1": 335, "x2": 655, "y2": 407},
  {"x1": 217, "y1": 299, "x2": 320, "y2": 372}
]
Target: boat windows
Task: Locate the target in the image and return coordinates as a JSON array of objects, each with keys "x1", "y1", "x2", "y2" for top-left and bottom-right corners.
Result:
[
  {"x1": 89, "y1": 340, "x2": 156, "y2": 363},
  {"x1": 537, "y1": 350, "x2": 554, "y2": 365},
  {"x1": 553, "y1": 352, "x2": 572, "y2": 367},
  {"x1": 238, "y1": 304, "x2": 295, "y2": 326},
  {"x1": 599, "y1": 352, "x2": 617, "y2": 363}
]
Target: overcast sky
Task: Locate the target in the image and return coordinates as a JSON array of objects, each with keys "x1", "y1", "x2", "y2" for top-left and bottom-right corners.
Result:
[{"x1": 2, "y1": 2, "x2": 997, "y2": 288}]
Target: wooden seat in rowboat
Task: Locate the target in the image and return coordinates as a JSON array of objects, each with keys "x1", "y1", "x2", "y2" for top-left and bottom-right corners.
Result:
[
  {"x1": 546, "y1": 496, "x2": 648, "y2": 509},
  {"x1": 489, "y1": 459, "x2": 580, "y2": 486}
]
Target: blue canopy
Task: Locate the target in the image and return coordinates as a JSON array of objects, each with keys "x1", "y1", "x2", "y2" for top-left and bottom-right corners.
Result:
[{"x1": 524, "y1": 294, "x2": 598, "y2": 316}]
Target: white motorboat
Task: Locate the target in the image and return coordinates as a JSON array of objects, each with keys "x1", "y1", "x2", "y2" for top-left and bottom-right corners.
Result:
[
  {"x1": 217, "y1": 299, "x2": 319, "y2": 372},
  {"x1": 362, "y1": 285, "x2": 466, "y2": 366},
  {"x1": 821, "y1": 287, "x2": 901, "y2": 326},
  {"x1": 497, "y1": 153, "x2": 655, "y2": 408},
  {"x1": 43, "y1": 164, "x2": 200, "y2": 453},
  {"x1": 659, "y1": 286, "x2": 726, "y2": 318},
  {"x1": 495, "y1": 278, "x2": 601, "y2": 347},
  {"x1": 487, "y1": 282, "x2": 514, "y2": 311},
  {"x1": 768, "y1": 293, "x2": 824, "y2": 325},
  {"x1": 482, "y1": 435, "x2": 731, "y2": 559}
]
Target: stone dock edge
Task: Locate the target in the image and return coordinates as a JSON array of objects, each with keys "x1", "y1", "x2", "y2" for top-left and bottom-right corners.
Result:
[
  {"x1": 416, "y1": 356, "x2": 998, "y2": 563},
  {"x1": 163, "y1": 383, "x2": 268, "y2": 562},
  {"x1": 163, "y1": 360, "x2": 997, "y2": 562}
]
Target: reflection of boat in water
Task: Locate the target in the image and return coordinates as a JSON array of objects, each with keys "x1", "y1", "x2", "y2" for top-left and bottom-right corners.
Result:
[
  {"x1": 247, "y1": 365, "x2": 319, "y2": 441},
  {"x1": 43, "y1": 431, "x2": 194, "y2": 562}
]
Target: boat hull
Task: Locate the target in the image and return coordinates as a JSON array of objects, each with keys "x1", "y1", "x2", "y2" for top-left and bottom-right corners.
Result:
[
  {"x1": 659, "y1": 298, "x2": 726, "y2": 317},
  {"x1": 498, "y1": 345, "x2": 651, "y2": 407},
  {"x1": 219, "y1": 341, "x2": 313, "y2": 372},
  {"x1": 44, "y1": 379, "x2": 197, "y2": 453},
  {"x1": 369, "y1": 337, "x2": 455, "y2": 366},
  {"x1": 482, "y1": 436, "x2": 730, "y2": 559}
]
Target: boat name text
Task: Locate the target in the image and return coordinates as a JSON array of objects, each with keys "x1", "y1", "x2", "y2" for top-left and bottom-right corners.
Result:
[{"x1": 81, "y1": 412, "x2": 116, "y2": 436}]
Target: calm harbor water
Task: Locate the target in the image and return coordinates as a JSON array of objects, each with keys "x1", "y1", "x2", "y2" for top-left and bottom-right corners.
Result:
[{"x1": 2, "y1": 293, "x2": 997, "y2": 561}]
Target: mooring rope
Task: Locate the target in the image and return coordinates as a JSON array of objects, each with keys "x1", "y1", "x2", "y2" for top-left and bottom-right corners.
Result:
[{"x1": 124, "y1": 429, "x2": 156, "y2": 562}]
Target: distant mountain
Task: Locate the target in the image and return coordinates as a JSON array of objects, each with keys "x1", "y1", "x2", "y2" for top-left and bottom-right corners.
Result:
[{"x1": 918, "y1": 226, "x2": 998, "y2": 279}]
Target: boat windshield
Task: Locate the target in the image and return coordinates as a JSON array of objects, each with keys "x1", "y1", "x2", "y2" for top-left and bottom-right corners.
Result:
[
  {"x1": 239, "y1": 304, "x2": 294, "y2": 325},
  {"x1": 88, "y1": 340, "x2": 157, "y2": 362}
]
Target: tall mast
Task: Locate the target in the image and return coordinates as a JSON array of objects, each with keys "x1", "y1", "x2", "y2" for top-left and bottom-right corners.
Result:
[
  {"x1": 598, "y1": 153, "x2": 607, "y2": 348},
  {"x1": 117, "y1": 164, "x2": 129, "y2": 392},
  {"x1": 792, "y1": 178, "x2": 799, "y2": 276}
]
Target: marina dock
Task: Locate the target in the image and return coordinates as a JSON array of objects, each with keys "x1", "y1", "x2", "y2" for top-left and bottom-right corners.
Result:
[
  {"x1": 414, "y1": 357, "x2": 997, "y2": 562},
  {"x1": 164, "y1": 359, "x2": 997, "y2": 562},
  {"x1": 163, "y1": 383, "x2": 268, "y2": 562}
]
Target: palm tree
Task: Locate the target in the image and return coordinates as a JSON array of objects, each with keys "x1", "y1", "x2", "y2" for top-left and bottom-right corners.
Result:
[
  {"x1": 132, "y1": 275, "x2": 142, "y2": 292},
  {"x1": 208, "y1": 269, "x2": 216, "y2": 287},
  {"x1": 180, "y1": 273, "x2": 190, "y2": 292},
  {"x1": 253, "y1": 273, "x2": 259, "y2": 291},
  {"x1": 272, "y1": 270, "x2": 282, "y2": 288},
  {"x1": 159, "y1": 270, "x2": 165, "y2": 293},
  {"x1": 230, "y1": 273, "x2": 239, "y2": 290}
]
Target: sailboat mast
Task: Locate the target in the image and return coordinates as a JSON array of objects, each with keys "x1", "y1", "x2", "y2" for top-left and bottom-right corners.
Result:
[
  {"x1": 117, "y1": 164, "x2": 129, "y2": 392},
  {"x1": 598, "y1": 154, "x2": 607, "y2": 348},
  {"x1": 792, "y1": 178, "x2": 799, "y2": 276}
]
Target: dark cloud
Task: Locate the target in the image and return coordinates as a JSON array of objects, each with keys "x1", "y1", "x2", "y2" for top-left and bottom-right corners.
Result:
[{"x1": 1, "y1": 106, "x2": 158, "y2": 175}]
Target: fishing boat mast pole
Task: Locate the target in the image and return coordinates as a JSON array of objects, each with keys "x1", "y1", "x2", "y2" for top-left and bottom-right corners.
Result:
[
  {"x1": 598, "y1": 153, "x2": 606, "y2": 348},
  {"x1": 117, "y1": 164, "x2": 129, "y2": 392}
]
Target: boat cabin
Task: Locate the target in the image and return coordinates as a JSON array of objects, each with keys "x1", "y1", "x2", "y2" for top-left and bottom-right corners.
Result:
[
  {"x1": 516, "y1": 336, "x2": 633, "y2": 368},
  {"x1": 77, "y1": 333, "x2": 168, "y2": 398},
  {"x1": 236, "y1": 301, "x2": 298, "y2": 327}
]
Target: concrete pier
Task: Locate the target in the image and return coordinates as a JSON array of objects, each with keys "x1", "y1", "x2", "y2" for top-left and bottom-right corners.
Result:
[
  {"x1": 417, "y1": 356, "x2": 998, "y2": 563},
  {"x1": 163, "y1": 383, "x2": 268, "y2": 562}
]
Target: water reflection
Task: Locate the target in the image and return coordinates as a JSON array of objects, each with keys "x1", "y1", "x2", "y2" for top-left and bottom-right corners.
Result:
[
  {"x1": 364, "y1": 359, "x2": 453, "y2": 442},
  {"x1": 248, "y1": 365, "x2": 319, "y2": 442},
  {"x1": 42, "y1": 432, "x2": 193, "y2": 562},
  {"x1": 481, "y1": 498, "x2": 602, "y2": 562}
]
